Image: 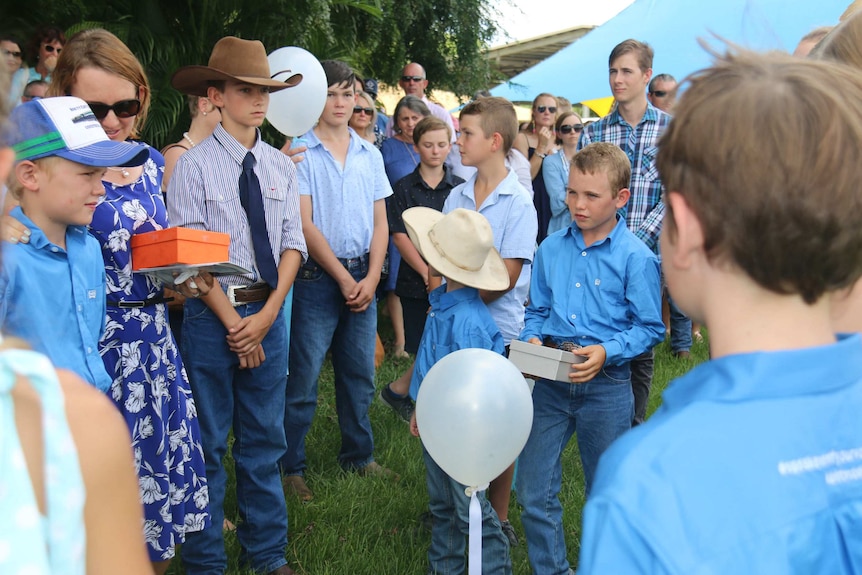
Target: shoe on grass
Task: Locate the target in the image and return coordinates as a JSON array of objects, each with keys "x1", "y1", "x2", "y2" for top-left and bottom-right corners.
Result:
[
  {"x1": 501, "y1": 519, "x2": 519, "y2": 546},
  {"x1": 282, "y1": 474, "x2": 313, "y2": 502},
  {"x1": 357, "y1": 461, "x2": 399, "y2": 481},
  {"x1": 379, "y1": 384, "x2": 414, "y2": 422}
]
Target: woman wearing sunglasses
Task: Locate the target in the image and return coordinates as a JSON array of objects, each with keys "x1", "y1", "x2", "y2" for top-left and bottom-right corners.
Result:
[
  {"x1": 45, "y1": 29, "x2": 210, "y2": 575},
  {"x1": 543, "y1": 111, "x2": 584, "y2": 236},
  {"x1": 25, "y1": 25, "x2": 65, "y2": 84},
  {"x1": 349, "y1": 90, "x2": 383, "y2": 148},
  {"x1": 513, "y1": 92, "x2": 559, "y2": 243}
]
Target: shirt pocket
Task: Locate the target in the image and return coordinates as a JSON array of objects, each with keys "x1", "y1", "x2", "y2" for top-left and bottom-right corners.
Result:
[
  {"x1": 82, "y1": 284, "x2": 106, "y2": 339},
  {"x1": 637, "y1": 145, "x2": 660, "y2": 183}
]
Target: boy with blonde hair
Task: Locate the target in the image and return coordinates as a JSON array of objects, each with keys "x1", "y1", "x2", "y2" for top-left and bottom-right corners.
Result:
[
  {"x1": 579, "y1": 51, "x2": 862, "y2": 574},
  {"x1": 517, "y1": 142, "x2": 664, "y2": 575}
]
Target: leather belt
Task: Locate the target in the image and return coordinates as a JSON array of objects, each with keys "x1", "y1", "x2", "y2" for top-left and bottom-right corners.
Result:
[{"x1": 227, "y1": 283, "x2": 271, "y2": 306}]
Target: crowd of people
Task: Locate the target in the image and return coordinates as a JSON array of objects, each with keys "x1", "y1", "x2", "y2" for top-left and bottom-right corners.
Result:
[{"x1": 1, "y1": 10, "x2": 862, "y2": 575}]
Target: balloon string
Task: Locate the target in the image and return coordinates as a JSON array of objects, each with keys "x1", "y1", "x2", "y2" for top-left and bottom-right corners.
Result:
[{"x1": 468, "y1": 487, "x2": 483, "y2": 575}]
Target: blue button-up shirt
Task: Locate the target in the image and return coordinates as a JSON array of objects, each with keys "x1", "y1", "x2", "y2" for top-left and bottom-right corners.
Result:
[
  {"x1": 0, "y1": 208, "x2": 110, "y2": 390},
  {"x1": 520, "y1": 216, "x2": 664, "y2": 365},
  {"x1": 578, "y1": 103, "x2": 671, "y2": 253},
  {"x1": 410, "y1": 285, "x2": 504, "y2": 401},
  {"x1": 297, "y1": 127, "x2": 392, "y2": 259},
  {"x1": 443, "y1": 169, "x2": 537, "y2": 344},
  {"x1": 579, "y1": 333, "x2": 862, "y2": 574}
]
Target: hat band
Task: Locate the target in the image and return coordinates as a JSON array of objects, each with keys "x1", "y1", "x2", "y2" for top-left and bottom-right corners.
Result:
[
  {"x1": 428, "y1": 228, "x2": 483, "y2": 272},
  {"x1": 13, "y1": 131, "x2": 66, "y2": 161}
]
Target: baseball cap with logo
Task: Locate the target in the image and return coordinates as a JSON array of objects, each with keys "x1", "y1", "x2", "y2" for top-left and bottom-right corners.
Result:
[{"x1": 4, "y1": 96, "x2": 150, "y2": 167}]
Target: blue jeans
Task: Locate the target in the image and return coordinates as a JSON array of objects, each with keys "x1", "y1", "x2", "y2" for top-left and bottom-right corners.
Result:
[
  {"x1": 180, "y1": 298, "x2": 289, "y2": 575},
  {"x1": 281, "y1": 256, "x2": 377, "y2": 475},
  {"x1": 667, "y1": 290, "x2": 692, "y2": 353},
  {"x1": 516, "y1": 365, "x2": 633, "y2": 575},
  {"x1": 423, "y1": 446, "x2": 512, "y2": 575}
]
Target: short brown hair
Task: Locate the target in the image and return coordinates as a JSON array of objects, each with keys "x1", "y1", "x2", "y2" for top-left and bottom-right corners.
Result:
[
  {"x1": 657, "y1": 50, "x2": 862, "y2": 303},
  {"x1": 609, "y1": 39, "x2": 653, "y2": 72},
  {"x1": 47, "y1": 29, "x2": 150, "y2": 139},
  {"x1": 571, "y1": 142, "x2": 630, "y2": 197},
  {"x1": 413, "y1": 116, "x2": 450, "y2": 145},
  {"x1": 459, "y1": 96, "x2": 518, "y2": 154}
]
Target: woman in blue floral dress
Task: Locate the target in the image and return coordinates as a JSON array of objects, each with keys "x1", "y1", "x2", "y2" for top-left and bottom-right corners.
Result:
[{"x1": 49, "y1": 29, "x2": 209, "y2": 573}]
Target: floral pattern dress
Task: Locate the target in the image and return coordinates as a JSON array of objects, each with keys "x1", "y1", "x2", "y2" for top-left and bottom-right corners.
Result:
[{"x1": 90, "y1": 146, "x2": 209, "y2": 561}]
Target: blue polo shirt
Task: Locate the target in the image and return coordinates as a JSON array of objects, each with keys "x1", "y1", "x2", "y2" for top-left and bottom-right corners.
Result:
[
  {"x1": 578, "y1": 333, "x2": 862, "y2": 574},
  {"x1": 520, "y1": 216, "x2": 664, "y2": 365},
  {"x1": 0, "y1": 207, "x2": 110, "y2": 391},
  {"x1": 409, "y1": 285, "x2": 505, "y2": 401},
  {"x1": 297, "y1": 127, "x2": 392, "y2": 259},
  {"x1": 442, "y1": 169, "x2": 537, "y2": 344}
]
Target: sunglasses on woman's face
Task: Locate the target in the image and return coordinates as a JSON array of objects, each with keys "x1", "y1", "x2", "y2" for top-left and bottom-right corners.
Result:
[
  {"x1": 537, "y1": 106, "x2": 557, "y2": 114},
  {"x1": 43, "y1": 44, "x2": 62, "y2": 54},
  {"x1": 86, "y1": 99, "x2": 142, "y2": 120},
  {"x1": 353, "y1": 106, "x2": 374, "y2": 115},
  {"x1": 559, "y1": 124, "x2": 583, "y2": 134}
]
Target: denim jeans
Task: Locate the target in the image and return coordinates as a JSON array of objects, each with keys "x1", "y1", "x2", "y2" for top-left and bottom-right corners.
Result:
[
  {"x1": 667, "y1": 290, "x2": 692, "y2": 353},
  {"x1": 281, "y1": 256, "x2": 377, "y2": 475},
  {"x1": 423, "y1": 446, "x2": 512, "y2": 575},
  {"x1": 516, "y1": 365, "x2": 633, "y2": 575},
  {"x1": 180, "y1": 298, "x2": 289, "y2": 575},
  {"x1": 631, "y1": 350, "x2": 654, "y2": 425}
]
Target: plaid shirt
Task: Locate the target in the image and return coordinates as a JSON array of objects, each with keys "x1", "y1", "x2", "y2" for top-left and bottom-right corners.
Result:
[{"x1": 578, "y1": 103, "x2": 671, "y2": 252}]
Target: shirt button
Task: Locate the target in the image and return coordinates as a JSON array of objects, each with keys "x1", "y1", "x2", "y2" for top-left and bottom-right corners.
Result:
[
  {"x1": 87, "y1": 347, "x2": 92, "y2": 354},
  {"x1": 575, "y1": 283, "x2": 581, "y2": 288},
  {"x1": 429, "y1": 312, "x2": 435, "y2": 317},
  {"x1": 571, "y1": 314, "x2": 577, "y2": 319},
  {"x1": 51, "y1": 247, "x2": 59, "y2": 253},
  {"x1": 77, "y1": 305, "x2": 82, "y2": 312},
  {"x1": 581, "y1": 251, "x2": 587, "y2": 256}
]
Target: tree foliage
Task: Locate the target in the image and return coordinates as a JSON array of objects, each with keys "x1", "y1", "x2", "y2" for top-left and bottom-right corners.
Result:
[{"x1": 3, "y1": 0, "x2": 498, "y2": 149}]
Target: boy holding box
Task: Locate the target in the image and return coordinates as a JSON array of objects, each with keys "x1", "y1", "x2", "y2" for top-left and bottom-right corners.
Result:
[
  {"x1": 578, "y1": 52, "x2": 862, "y2": 574},
  {"x1": 516, "y1": 142, "x2": 664, "y2": 575},
  {"x1": 167, "y1": 37, "x2": 306, "y2": 575},
  {"x1": 0, "y1": 96, "x2": 148, "y2": 391}
]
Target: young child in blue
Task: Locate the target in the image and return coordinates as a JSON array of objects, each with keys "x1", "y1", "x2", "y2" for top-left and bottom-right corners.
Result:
[
  {"x1": 578, "y1": 52, "x2": 862, "y2": 575},
  {"x1": 167, "y1": 37, "x2": 306, "y2": 575},
  {"x1": 403, "y1": 206, "x2": 513, "y2": 575},
  {"x1": 516, "y1": 142, "x2": 664, "y2": 575},
  {"x1": 0, "y1": 96, "x2": 148, "y2": 391}
]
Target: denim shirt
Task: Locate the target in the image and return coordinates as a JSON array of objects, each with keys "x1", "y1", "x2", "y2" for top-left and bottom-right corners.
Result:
[{"x1": 520, "y1": 216, "x2": 664, "y2": 365}]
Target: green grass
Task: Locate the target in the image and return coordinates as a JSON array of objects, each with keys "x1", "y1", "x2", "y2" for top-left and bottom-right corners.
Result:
[{"x1": 168, "y1": 318, "x2": 709, "y2": 575}]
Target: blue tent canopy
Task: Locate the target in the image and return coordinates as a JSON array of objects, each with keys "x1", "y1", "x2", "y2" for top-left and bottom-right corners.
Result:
[{"x1": 492, "y1": 0, "x2": 851, "y2": 104}]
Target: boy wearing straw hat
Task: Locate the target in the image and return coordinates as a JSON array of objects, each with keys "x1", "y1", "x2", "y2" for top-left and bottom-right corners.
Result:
[
  {"x1": 403, "y1": 206, "x2": 513, "y2": 575},
  {"x1": 167, "y1": 37, "x2": 306, "y2": 575}
]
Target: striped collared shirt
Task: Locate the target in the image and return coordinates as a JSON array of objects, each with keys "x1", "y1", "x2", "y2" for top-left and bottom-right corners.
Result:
[
  {"x1": 167, "y1": 123, "x2": 307, "y2": 290},
  {"x1": 578, "y1": 103, "x2": 671, "y2": 253}
]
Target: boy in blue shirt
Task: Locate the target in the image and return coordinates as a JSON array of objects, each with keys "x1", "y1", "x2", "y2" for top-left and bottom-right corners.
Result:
[
  {"x1": 0, "y1": 96, "x2": 148, "y2": 391},
  {"x1": 168, "y1": 37, "x2": 306, "y2": 575},
  {"x1": 578, "y1": 52, "x2": 862, "y2": 574},
  {"x1": 517, "y1": 142, "x2": 664, "y2": 575},
  {"x1": 403, "y1": 206, "x2": 512, "y2": 575}
]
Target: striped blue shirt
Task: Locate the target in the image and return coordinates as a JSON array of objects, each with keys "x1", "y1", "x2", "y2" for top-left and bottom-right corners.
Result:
[
  {"x1": 442, "y1": 169, "x2": 537, "y2": 344},
  {"x1": 297, "y1": 127, "x2": 392, "y2": 259},
  {"x1": 167, "y1": 123, "x2": 307, "y2": 290},
  {"x1": 578, "y1": 103, "x2": 671, "y2": 253}
]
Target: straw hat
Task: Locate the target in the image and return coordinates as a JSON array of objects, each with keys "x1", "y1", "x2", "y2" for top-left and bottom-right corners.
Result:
[
  {"x1": 171, "y1": 36, "x2": 302, "y2": 97},
  {"x1": 402, "y1": 207, "x2": 509, "y2": 291}
]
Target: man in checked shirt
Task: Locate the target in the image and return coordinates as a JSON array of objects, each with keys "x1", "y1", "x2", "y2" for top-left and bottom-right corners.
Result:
[{"x1": 577, "y1": 39, "x2": 670, "y2": 426}]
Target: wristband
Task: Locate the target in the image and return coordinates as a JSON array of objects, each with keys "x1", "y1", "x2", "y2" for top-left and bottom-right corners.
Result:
[{"x1": 536, "y1": 152, "x2": 547, "y2": 158}]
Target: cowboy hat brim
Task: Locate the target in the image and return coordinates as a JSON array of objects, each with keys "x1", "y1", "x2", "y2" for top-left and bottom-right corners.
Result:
[
  {"x1": 403, "y1": 207, "x2": 510, "y2": 292},
  {"x1": 171, "y1": 65, "x2": 302, "y2": 97}
]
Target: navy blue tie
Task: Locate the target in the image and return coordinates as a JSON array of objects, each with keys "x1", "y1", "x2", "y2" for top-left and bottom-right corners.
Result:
[{"x1": 239, "y1": 152, "x2": 278, "y2": 288}]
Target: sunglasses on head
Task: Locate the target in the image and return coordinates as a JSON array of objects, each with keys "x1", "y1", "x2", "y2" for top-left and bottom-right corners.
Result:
[
  {"x1": 43, "y1": 45, "x2": 61, "y2": 54},
  {"x1": 2, "y1": 49, "x2": 22, "y2": 58},
  {"x1": 353, "y1": 106, "x2": 374, "y2": 115},
  {"x1": 536, "y1": 105, "x2": 557, "y2": 114},
  {"x1": 559, "y1": 124, "x2": 583, "y2": 134},
  {"x1": 401, "y1": 75, "x2": 425, "y2": 83},
  {"x1": 650, "y1": 90, "x2": 668, "y2": 97},
  {"x1": 86, "y1": 99, "x2": 142, "y2": 120}
]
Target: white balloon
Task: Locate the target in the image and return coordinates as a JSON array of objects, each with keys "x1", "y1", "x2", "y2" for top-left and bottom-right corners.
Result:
[
  {"x1": 266, "y1": 47, "x2": 327, "y2": 137},
  {"x1": 416, "y1": 348, "x2": 533, "y2": 487}
]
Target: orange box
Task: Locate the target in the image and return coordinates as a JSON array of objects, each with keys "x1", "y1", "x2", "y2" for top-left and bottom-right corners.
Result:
[{"x1": 131, "y1": 227, "x2": 230, "y2": 270}]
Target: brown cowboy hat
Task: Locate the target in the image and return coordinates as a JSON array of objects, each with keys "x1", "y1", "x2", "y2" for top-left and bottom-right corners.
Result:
[{"x1": 171, "y1": 36, "x2": 302, "y2": 97}]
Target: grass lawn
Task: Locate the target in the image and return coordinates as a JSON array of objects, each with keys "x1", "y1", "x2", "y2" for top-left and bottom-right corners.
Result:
[{"x1": 167, "y1": 314, "x2": 709, "y2": 575}]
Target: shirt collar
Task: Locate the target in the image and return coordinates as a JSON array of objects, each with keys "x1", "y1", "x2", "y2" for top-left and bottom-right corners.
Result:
[
  {"x1": 10, "y1": 206, "x2": 87, "y2": 251},
  {"x1": 411, "y1": 164, "x2": 458, "y2": 191},
  {"x1": 212, "y1": 123, "x2": 263, "y2": 166},
  {"x1": 608, "y1": 101, "x2": 660, "y2": 127},
  {"x1": 429, "y1": 284, "x2": 481, "y2": 311},
  {"x1": 457, "y1": 169, "x2": 519, "y2": 202},
  {"x1": 565, "y1": 213, "x2": 626, "y2": 248},
  {"x1": 663, "y1": 333, "x2": 862, "y2": 409}
]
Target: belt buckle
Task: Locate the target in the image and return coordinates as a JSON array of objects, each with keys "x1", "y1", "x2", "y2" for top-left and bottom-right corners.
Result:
[{"x1": 227, "y1": 284, "x2": 247, "y2": 307}]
